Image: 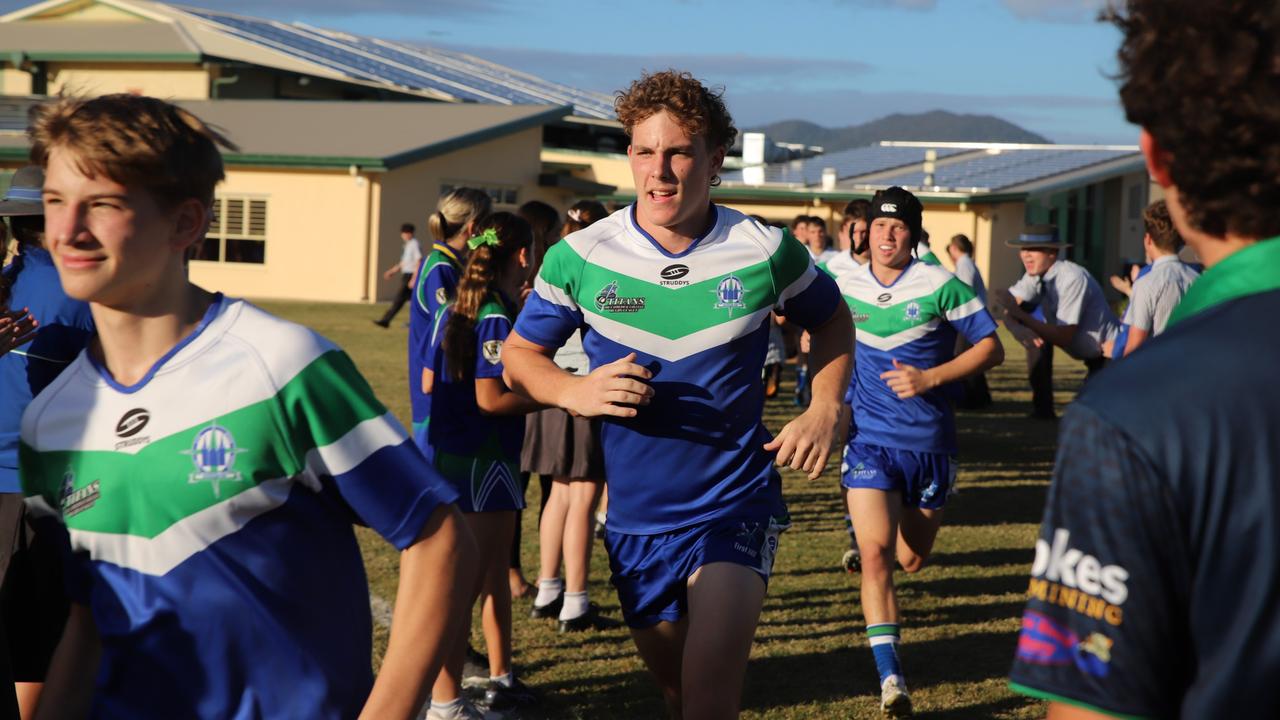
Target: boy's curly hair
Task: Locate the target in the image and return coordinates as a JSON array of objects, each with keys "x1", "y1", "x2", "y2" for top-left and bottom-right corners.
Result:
[
  {"x1": 1105, "y1": 1, "x2": 1280, "y2": 239},
  {"x1": 615, "y1": 69, "x2": 738, "y2": 156}
]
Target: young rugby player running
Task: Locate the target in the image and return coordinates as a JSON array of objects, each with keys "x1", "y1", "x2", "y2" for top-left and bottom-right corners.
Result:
[
  {"x1": 1010, "y1": 2, "x2": 1280, "y2": 717},
  {"x1": 20, "y1": 95, "x2": 475, "y2": 719},
  {"x1": 830, "y1": 187, "x2": 1003, "y2": 716},
  {"x1": 503, "y1": 70, "x2": 853, "y2": 718}
]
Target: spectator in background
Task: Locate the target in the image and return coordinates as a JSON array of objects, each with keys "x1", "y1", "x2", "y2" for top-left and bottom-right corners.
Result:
[
  {"x1": 994, "y1": 225, "x2": 1119, "y2": 419},
  {"x1": 523, "y1": 200, "x2": 616, "y2": 633},
  {"x1": 916, "y1": 229, "x2": 942, "y2": 265},
  {"x1": 948, "y1": 233, "x2": 992, "y2": 408},
  {"x1": 0, "y1": 166, "x2": 95, "y2": 718},
  {"x1": 1120, "y1": 199, "x2": 1199, "y2": 356},
  {"x1": 373, "y1": 222, "x2": 422, "y2": 328}
]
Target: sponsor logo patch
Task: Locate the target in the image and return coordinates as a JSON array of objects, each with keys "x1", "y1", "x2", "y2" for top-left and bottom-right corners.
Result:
[
  {"x1": 851, "y1": 311, "x2": 870, "y2": 323},
  {"x1": 114, "y1": 408, "x2": 152, "y2": 450},
  {"x1": 435, "y1": 287, "x2": 448, "y2": 306},
  {"x1": 880, "y1": 202, "x2": 897, "y2": 213},
  {"x1": 1027, "y1": 528, "x2": 1130, "y2": 626},
  {"x1": 876, "y1": 293, "x2": 893, "y2": 304},
  {"x1": 595, "y1": 281, "x2": 646, "y2": 313},
  {"x1": 712, "y1": 274, "x2": 748, "y2": 316},
  {"x1": 182, "y1": 423, "x2": 249, "y2": 498},
  {"x1": 659, "y1": 264, "x2": 691, "y2": 286},
  {"x1": 59, "y1": 471, "x2": 100, "y2": 518},
  {"x1": 849, "y1": 462, "x2": 878, "y2": 481},
  {"x1": 1016, "y1": 611, "x2": 1111, "y2": 678}
]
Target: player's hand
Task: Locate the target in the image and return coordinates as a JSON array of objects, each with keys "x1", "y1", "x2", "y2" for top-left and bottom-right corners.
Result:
[
  {"x1": 880, "y1": 359, "x2": 936, "y2": 400},
  {"x1": 764, "y1": 399, "x2": 845, "y2": 480},
  {"x1": 382, "y1": 267, "x2": 396, "y2": 280},
  {"x1": 559, "y1": 352, "x2": 653, "y2": 419},
  {"x1": 0, "y1": 308, "x2": 37, "y2": 356}
]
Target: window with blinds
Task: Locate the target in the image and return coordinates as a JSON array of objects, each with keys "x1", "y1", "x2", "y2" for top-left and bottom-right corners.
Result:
[{"x1": 195, "y1": 196, "x2": 268, "y2": 264}]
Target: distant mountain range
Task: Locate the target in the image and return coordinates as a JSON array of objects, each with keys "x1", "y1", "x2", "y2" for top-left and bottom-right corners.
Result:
[{"x1": 749, "y1": 110, "x2": 1050, "y2": 152}]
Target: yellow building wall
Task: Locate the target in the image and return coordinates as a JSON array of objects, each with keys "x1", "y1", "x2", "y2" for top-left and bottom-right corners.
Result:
[
  {"x1": 47, "y1": 62, "x2": 210, "y2": 99},
  {"x1": 189, "y1": 167, "x2": 373, "y2": 303},
  {"x1": 974, "y1": 201, "x2": 1030, "y2": 294},
  {"x1": 540, "y1": 148, "x2": 633, "y2": 192},
  {"x1": 373, "y1": 126, "x2": 547, "y2": 301},
  {"x1": 1, "y1": 68, "x2": 32, "y2": 95}
]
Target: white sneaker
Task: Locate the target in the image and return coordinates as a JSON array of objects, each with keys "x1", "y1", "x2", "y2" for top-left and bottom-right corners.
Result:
[
  {"x1": 880, "y1": 675, "x2": 913, "y2": 717},
  {"x1": 424, "y1": 697, "x2": 485, "y2": 720}
]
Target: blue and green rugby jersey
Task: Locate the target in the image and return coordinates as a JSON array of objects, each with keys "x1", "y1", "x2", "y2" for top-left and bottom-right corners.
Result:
[
  {"x1": 20, "y1": 295, "x2": 457, "y2": 719},
  {"x1": 515, "y1": 205, "x2": 842, "y2": 535}
]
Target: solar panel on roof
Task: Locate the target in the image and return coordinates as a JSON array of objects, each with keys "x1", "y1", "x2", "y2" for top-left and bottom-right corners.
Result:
[
  {"x1": 872, "y1": 149, "x2": 1136, "y2": 191},
  {"x1": 179, "y1": 7, "x2": 616, "y2": 119},
  {"x1": 722, "y1": 145, "x2": 969, "y2": 186}
]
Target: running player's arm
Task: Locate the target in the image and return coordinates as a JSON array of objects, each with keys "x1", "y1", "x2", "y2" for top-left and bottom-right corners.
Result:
[
  {"x1": 504, "y1": 241, "x2": 653, "y2": 417},
  {"x1": 765, "y1": 237, "x2": 853, "y2": 479},
  {"x1": 361, "y1": 505, "x2": 476, "y2": 720}
]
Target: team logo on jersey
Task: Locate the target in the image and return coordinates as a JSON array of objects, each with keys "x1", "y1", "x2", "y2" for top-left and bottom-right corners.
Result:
[
  {"x1": 713, "y1": 274, "x2": 748, "y2": 316},
  {"x1": 482, "y1": 340, "x2": 503, "y2": 365},
  {"x1": 659, "y1": 264, "x2": 691, "y2": 287},
  {"x1": 595, "y1": 281, "x2": 646, "y2": 313},
  {"x1": 435, "y1": 287, "x2": 448, "y2": 305},
  {"x1": 183, "y1": 423, "x2": 249, "y2": 498},
  {"x1": 1027, "y1": 528, "x2": 1130, "y2": 627},
  {"x1": 58, "y1": 471, "x2": 100, "y2": 518},
  {"x1": 904, "y1": 301, "x2": 922, "y2": 321},
  {"x1": 876, "y1": 293, "x2": 893, "y2": 304}
]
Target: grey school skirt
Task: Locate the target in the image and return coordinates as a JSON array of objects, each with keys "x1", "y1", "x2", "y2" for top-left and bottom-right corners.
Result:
[{"x1": 520, "y1": 408, "x2": 605, "y2": 479}]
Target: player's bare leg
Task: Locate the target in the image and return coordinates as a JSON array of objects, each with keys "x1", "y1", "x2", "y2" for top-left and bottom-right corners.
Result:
[
  {"x1": 896, "y1": 507, "x2": 944, "y2": 574},
  {"x1": 847, "y1": 488, "x2": 903, "y2": 624},
  {"x1": 682, "y1": 562, "x2": 768, "y2": 720},
  {"x1": 631, "y1": 617, "x2": 689, "y2": 718}
]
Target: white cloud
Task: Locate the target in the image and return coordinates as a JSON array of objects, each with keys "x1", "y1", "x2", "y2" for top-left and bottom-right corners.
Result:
[{"x1": 1000, "y1": 0, "x2": 1108, "y2": 23}]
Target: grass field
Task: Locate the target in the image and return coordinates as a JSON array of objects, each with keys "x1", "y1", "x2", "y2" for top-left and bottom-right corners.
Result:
[{"x1": 257, "y1": 299, "x2": 1082, "y2": 719}]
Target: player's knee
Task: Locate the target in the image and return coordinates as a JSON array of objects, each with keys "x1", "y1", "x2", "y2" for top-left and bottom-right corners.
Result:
[
  {"x1": 859, "y1": 544, "x2": 896, "y2": 579},
  {"x1": 898, "y1": 552, "x2": 928, "y2": 574}
]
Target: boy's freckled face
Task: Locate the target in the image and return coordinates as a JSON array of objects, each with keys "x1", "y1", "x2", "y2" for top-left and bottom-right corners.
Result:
[{"x1": 42, "y1": 147, "x2": 177, "y2": 306}]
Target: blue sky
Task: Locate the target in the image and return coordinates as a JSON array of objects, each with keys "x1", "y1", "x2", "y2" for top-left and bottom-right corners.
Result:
[{"x1": 9, "y1": 0, "x2": 1136, "y2": 143}]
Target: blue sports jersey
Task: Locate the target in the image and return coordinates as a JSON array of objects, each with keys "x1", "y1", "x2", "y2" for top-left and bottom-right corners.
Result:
[
  {"x1": 422, "y1": 294, "x2": 523, "y2": 463},
  {"x1": 408, "y1": 243, "x2": 464, "y2": 433},
  {"x1": 514, "y1": 205, "x2": 842, "y2": 534},
  {"x1": 1010, "y1": 237, "x2": 1280, "y2": 718},
  {"x1": 833, "y1": 259, "x2": 997, "y2": 455},
  {"x1": 20, "y1": 295, "x2": 458, "y2": 718},
  {"x1": 0, "y1": 248, "x2": 94, "y2": 492}
]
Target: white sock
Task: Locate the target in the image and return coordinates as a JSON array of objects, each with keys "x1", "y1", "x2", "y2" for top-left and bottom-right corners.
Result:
[
  {"x1": 534, "y1": 578, "x2": 563, "y2": 607},
  {"x1": 595, "y1": 511, "x2": 607, "y2": 526},
  {"x1": 429, "y1": 698, "x2": 463, "y2": 719},
  {"x1": 559, "y1": 591, "x2": 589, "y2": 621},
  {"x1": 490, "y1": 672, "x2": 513, "y2": 688}
]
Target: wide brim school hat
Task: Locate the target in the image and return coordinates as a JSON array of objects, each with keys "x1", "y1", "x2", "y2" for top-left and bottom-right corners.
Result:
[
  {"x1": 1006, "y1": 223, "x2": 1072, "y2": 249},
  {"x1": 0, "y1": 166, "x2": 44, "y2": 217}
]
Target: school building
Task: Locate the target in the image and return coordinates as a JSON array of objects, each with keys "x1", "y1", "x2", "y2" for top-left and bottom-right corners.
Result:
[{"x1": 0, "y1": 0, "x2": 1149, "y2": 301}]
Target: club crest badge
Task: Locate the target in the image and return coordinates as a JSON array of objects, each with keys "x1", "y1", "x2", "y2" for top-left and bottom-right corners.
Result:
[
  {"x1": 482, "y1": 339, "x2": 503, "y2": 365},
  {"x1": 904, "y1": 301, "x2": 922, "y2": 322},
  {"x1": 183, "y1": 423, "x2": 248, "y2": 498},
  {"x1": 435, "y1": 287, "x2": 448, "y2": 305},
  {"x1": 713, "y1": 274, "x2": 748, "y2": 316}
]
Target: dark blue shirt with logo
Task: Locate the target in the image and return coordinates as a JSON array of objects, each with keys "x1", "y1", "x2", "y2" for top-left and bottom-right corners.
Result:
[{"x1": 1010, "y1": 283, "x2": 1280, "y2": 717}]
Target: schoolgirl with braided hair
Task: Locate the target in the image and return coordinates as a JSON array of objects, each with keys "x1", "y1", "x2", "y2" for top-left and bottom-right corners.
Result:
[{"x1": 421, "y1": 212, "x2": 544, "y2": 719}]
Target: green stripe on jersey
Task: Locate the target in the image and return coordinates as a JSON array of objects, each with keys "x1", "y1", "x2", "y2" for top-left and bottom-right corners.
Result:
[
  {"x1": 1007, "y1": 682, "x2": 1148, "y2": 720},
  {"x1": 21, "y1": 350, "x2": 386, "y2": 540}
]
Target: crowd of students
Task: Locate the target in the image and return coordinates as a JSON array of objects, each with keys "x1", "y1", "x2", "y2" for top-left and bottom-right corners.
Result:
[{"x1": 0, "y1": 1, "x2": 1275, "y2": 718}]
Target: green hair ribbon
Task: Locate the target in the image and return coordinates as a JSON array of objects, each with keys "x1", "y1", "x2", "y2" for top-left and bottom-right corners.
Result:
[{"x1": 466, "y1": 228, "x2": 500, "y2": 250}]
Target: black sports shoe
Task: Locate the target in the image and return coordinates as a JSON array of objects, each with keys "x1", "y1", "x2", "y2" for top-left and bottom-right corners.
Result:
[
  {"x1": 529, "y1": 594, "x2": 563, "y2": 619},
  {"x1": 558, "y1": 603, "x2": 623, "y2": 633},
  {"x1": 483, "y1": 676, "x2": 540, "y2": 712},
  {"x1": 461, "y1": 644, "x2": 489, "y2": 689}
]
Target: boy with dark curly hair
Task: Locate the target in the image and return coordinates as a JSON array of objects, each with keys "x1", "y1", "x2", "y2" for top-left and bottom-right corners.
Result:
[
  {"x1": 503, "y1": 69, "x2": 852, "y2": 717},
  {"x1": 1009, "y1": 2, "x2": 1280, "y2": 718}
]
